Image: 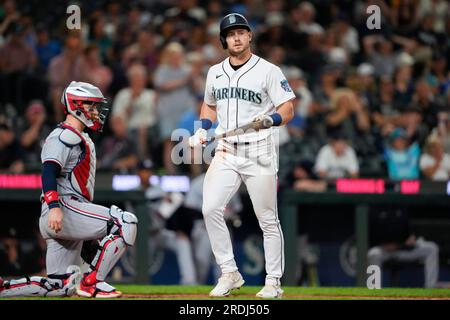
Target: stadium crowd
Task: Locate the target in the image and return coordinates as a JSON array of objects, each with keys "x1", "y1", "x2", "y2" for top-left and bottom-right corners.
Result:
[
  {"x1": 0, "y1": 0, "x2": 448, "y2": 181},
  {"x1": 0, "y1": 0, "x2": 449, "y2": 285}
]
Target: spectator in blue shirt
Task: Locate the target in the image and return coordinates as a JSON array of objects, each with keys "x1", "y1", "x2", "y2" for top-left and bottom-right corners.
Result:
[{"x1": 384, "y1": 128, "x2": 420, "y2": 180}]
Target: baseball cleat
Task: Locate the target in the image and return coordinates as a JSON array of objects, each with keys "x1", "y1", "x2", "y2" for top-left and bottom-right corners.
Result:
[
  {"x1": 209, "y1": 271, "x2": 245, "y2": 297},
  {"x1": 77, "y1": 280, "x2": 122, "y2": 298},
  {"x1": 63, "y1": 265, "x2": 82, "y2": 296},
  {"x1": 256, "y1": 285, "x2": 283, "y2": 299}
]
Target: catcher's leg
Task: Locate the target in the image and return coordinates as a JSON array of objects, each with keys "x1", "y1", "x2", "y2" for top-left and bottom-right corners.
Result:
[
  {"x1": 77, "y1": 205, "x2": 138, "y2": 298},
  {"x1": 0, "y1": 265, "x2": 81, "y2": 298}
]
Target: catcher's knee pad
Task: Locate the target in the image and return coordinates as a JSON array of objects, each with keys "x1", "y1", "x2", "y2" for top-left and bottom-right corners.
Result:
[{"x1": 108, "y1": 205, "x2": 138, "y2": 246}]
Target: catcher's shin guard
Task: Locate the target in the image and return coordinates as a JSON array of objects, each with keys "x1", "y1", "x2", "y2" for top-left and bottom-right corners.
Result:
[
  {"x1": 0, "y1": 266, "x2": 81, "y2": 297},
  {"x1": 82, "y1": 206, "x2": 137, "y2": 282},
  {"x1": 87, "y1": 235, "x2": 126, "y2": 281}
]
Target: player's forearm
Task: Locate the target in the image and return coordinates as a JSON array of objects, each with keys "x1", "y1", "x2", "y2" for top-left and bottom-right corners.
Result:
[
  {"x1": 42, "y1": 161, "x2": 62, "y2": 209},
  {"x1": 275, "y1": 100, "x2": 295, "y2": 125},
  {"x1": 199, "y1": 102, "x2": 217, "y2": 123}
]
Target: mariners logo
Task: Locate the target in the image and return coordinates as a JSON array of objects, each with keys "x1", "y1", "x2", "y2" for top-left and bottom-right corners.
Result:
[
  {"x1": 280, "y1": 79, "x2": 292, "y2": 92},
  {"x1": 229, "y1": 15, "x2": 236, "y2": 23}
]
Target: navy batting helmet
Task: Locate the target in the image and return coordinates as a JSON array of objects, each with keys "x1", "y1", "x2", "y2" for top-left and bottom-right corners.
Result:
[{"x1": 219, "y1": 13, "x2": 251, "y2": 49}]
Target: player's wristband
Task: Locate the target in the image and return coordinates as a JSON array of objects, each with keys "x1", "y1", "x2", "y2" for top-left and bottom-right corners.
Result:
[
  {"x1": 200, "y1": 118, "x2": 213, "y2": 130},
  {"x1": 44, "y1": 190, "x2": 60, "y2": 208},
  {"x1": 270, "y1": 113, "x2": 282, "y2": 126}
]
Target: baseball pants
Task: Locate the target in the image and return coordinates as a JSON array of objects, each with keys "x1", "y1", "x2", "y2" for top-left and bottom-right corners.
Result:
[
  {"x1": 202, "y1": 137, "x2": 284, "y2": 281},
  {"x1": 39, "y1": 196, "x2": 111, "y2": 275}
]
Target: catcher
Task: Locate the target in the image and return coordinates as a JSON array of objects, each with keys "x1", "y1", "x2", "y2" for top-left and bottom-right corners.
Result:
[{"x1": 0, "y1": 81, "x2": 138, "y2": 298}]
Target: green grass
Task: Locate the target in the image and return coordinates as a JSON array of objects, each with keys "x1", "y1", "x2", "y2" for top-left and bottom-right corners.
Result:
[
  {"x1": 114, "y1": 285, "x2": 450, "y2": 299},
  {"x1": 3, "y1": 285, "x2": 450, "y2": 300}
]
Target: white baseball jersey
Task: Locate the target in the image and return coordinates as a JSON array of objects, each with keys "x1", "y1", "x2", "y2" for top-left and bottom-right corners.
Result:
[
  {"x1": 204, "y1": 54, "x2": 296, "y2": 143},
  {"x1": 202, "y1": 54, "x2": 295, "y2": 284}
]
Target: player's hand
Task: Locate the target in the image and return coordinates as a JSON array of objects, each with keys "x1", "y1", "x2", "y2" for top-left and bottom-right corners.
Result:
[
  {"x1": 253, "y1": 114, "x2": 273, "y2": 128},
  {"x1": 188, "y1": 128, "x2": 207, "y2": 148},
  {"x1": 48, "y1": 208, "x2": 64, "y2": 233}
]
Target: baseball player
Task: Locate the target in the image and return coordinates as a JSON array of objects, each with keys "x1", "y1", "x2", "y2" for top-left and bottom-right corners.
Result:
[
  {"x1": 0, "y1": 81, "x2": 138, "y2": 298},
  {"x1": 189, "y1": 13, "x2": 295, "y2": 298}
]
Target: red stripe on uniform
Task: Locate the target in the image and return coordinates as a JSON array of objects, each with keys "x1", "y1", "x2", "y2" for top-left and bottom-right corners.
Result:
[{"x1": 60, "y1": 199, "x2": 109, "y2": 221}]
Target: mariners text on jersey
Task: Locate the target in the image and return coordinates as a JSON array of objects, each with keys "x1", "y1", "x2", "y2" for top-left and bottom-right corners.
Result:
[{"x1": 213, "y1": 86, "x2": 263, "y2": 104}]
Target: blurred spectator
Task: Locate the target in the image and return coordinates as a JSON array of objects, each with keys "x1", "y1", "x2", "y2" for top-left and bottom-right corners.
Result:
[
  {"x1": 287, "y1": 159, "x2": 327, "y2": 192},
  {"x1": 326, "y1": 88, "x2": 371, "y2": 141},
  {"x1": 74, "y1": 44, "x2": 113, "y2": 94},
  {"x1": 0, "y1": 21, "x2": 39, "y2": 113},
  {"x1": 433, "y1": 111, "x2": 450, "y2": 154},
  {"x1": 202, "y1": 23, "x2": 227, "y2": 66},
  {"x1": 87, "y1": 16, "x2": 113, "y2": 62},
  {"x1": 154, "y1": 42, "x2": 196, "y2": 174},
  {"x1": 17, "y1": 100, "x2": 52, "y2": 166},
  {"x1": 34, "y1": 25, "x2": 61, "y2": 72},
  {"x1": 0, "y1": 122, "x2": 25, "y2": 173},
  {"x1": 392, "y1": 53, "x2": 415, "y2": 110},
  {"x1": 390, "y1": 0, "x2": 419, "y2": 37},
  {"x1": 186, "y1": 51, "x2": 207, "y2": 103},
  {"x1": 297, "y1": 24, "x2": 327, "y2": 83},
  {"x1": 331, "y1": 12, "x2": 360, "y2": 56},
  {"x1": 411, "y1": 78, "x2": 442, "y2": 132},
  {"x1": 0, "y1": 23, "x2": 36, "y2": 74},
  {"x1": 255, "y1": 11, "x2": 298, "y2": 59},
  {"x1": 418, "y1": 0, "x2": 448, "y2": 33},
  {"x1": 97, "y1": 115, "x2": 138, "y2": 172},
  {"x1": 413, "y1": 12, "x2": 447, "y2": 57},
  {"x1": 122, "y1": 29, "x2": 159, "y2": 81},
  {"x1": 384, "y1": 128, "x2": 420, "y2": 180},
  {"x1": 47, "y1": 32, "x2": 82, "y2": 122},
  {"x1": 352, "y1": 63, "x2": 377, "y2": 112},
  {"x1": 372, "y1": 75, "x2": 399, "y2": 135},
  {"x1": 112, "y1": 63, "x2": 157, "y2": 159},
  {"x1": 364, "y1": 36, "x2": 397, "y2": 78},
  {"x1": 296, "y1": 1, "x2": 322, "y2": 35},
  {"x1": 103, "y1": 1, "x2": 124, "y2": 41},
  {"x1": 0, "y1": 0, "x2": 20, "y2": 41},
  {"x1": 368, "y1": 206, "x2": 439, "y2": 288},
  {"x1": 425, "y1": 52, "x2": 449, "y2": 98},
  {"x1": 420, "y1": 133, "x2": 450, "y2": 181},
  {"x1": 314, "y1": 133, "x2": 359, "y2": 179},
  {"x1": 284, "y1": 66, "x2": 312, "y2": 137}
]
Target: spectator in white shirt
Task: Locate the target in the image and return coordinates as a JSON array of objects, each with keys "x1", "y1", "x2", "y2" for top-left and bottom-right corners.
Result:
[
  {"x1": 314, "y1": 133, "x2": 360, "y2": 179},
  {"x1": 112, "y1": 63, "x2": 157, "y2": 159},
  {"x1": 420, "y1": 134, "x2": 450, "y2": 181}
]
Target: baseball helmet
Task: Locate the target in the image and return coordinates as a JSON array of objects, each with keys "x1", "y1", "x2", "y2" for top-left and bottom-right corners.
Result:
[
  {"x1": 61, "y1": 81, "x2": 109, "y2": 132},
  {"x1": 219, "y1": 13, "x2": 251, "y2": 49}
]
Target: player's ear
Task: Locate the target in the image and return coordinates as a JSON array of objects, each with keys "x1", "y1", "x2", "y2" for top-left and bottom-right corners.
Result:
[{"x1": 248, "y1": 31, "x2": 252, "y2": 43}]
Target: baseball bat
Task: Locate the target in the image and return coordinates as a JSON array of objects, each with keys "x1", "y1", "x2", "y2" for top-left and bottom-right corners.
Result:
[{"x1": 207, "y1": 117, "x2": 273, "y2": 142}]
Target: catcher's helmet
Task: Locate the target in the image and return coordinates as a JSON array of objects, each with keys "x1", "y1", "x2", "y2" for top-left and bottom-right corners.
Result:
[
  {"x1": 61, "y1": 81, "x2": 109, "y2": 132},
  {"x1": 219, "y1": 13, "x2": 251, "y2": 49}
]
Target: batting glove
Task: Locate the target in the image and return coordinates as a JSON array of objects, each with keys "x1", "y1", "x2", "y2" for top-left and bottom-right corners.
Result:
[
  {"x1": 189, "y1": 128, "x2": 208, "y2": 148},
  {"x1": 253, "y1": 114, "x2": 274, "y2": 128}
]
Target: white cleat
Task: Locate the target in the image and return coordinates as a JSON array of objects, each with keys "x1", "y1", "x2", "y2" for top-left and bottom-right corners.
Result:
[
  {"x1": 209, "y1": 271, "x2": 245, "y2": 297},
  {"x1": 63, "y1": 265, "x2": 82, "y2": 296},
  {"x1": 256, "y1": 285, "x2": 284, "y2": 299}
]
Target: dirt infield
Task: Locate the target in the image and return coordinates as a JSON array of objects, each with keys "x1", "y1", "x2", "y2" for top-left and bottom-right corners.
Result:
[{"x1": 122, "y1": 293, "x2": 450, "y2": 300}]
